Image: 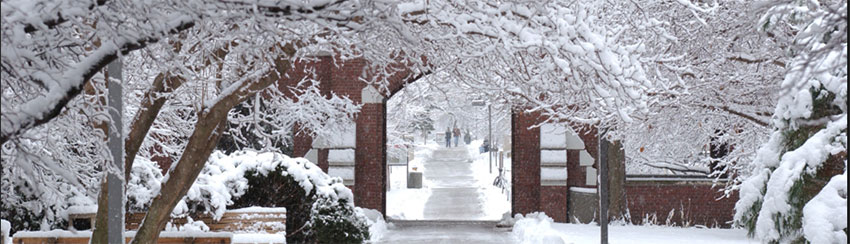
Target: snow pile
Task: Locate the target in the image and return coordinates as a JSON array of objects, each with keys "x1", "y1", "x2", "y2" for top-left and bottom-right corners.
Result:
[
  {"x1": 511, "y1": 212, "x2": 752, "y2": 244},
  {"x1": 357, "y1": 207, "x2": 388, "y2": 242},
  {"x1": 509, "y1": 211, "x2": 757, "y2": 244},
  {"x1": 511, "y1": 212, "x2": 567, "y2": 244},
  {"x1": 802, "y1": 169, "x2": 847, "y2": 244}
]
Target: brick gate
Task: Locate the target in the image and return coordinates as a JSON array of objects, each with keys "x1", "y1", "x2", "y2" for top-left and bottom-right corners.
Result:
[{"x1": 283, "y1": 55, "x2": 608, "y2": 222}]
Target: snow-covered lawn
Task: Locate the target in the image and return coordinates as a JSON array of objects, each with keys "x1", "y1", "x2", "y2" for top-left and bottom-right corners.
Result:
[{"x1": 511, "y1": 213, "x2": 754, "y2": 244}]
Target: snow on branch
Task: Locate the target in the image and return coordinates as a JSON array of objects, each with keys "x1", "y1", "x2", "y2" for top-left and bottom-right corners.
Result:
[
  {"x1": 0, "y1": 15, "x2": 196, "y2": 145},
  {"x1": 2, "y1": 0, "x2": 109, "y2": 33},
  {"x1": 641, "y1": 161, "x2": 710, "y2": 175}
]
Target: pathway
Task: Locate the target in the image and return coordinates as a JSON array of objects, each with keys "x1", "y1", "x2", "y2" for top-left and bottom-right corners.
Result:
[
  {"x1": 377, "y1": 146, "x2": 516, "y2": 243},
  {"x1": 422, "y1": 146, "x2": 485, "y2": 220}
]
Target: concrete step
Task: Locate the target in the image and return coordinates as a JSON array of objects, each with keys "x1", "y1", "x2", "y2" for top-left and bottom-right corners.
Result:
[{"x1": 387, "y1": 219, "x2": 501, "y2": 227}]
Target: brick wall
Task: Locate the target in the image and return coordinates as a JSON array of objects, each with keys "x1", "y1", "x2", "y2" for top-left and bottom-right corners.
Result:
[
  {"x1": 327, "y1": 58, "x2": 368, "y2": 101},
  {"x1": 354, "y1": 102, "x2": 387, "y2": 214},
  {"x1": 625, "y1": 180, "x2": 738, "y2": 227},
  {"x1": 291, "y1": 123, "x2": 312, "y2": 158},
  {"x1": 511, "y1": 109, "x2": 541, "y2": 216},
  {"x1": 318, "y1": 148, "x2": 329, "y2": 172},
  {"x1": 541, "y1": 186, "x2": 568, "y2": 222}
]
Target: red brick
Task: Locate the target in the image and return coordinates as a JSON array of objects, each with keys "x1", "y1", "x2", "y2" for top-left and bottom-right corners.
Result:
[
  {"x1": 625, "y1": 182, "x2": 737, "y2": 227},
  {"x1": 541, "y1": 186, "x2": 568, "y2": 222},
  {"x1": 511, "y1": 109, "x2": 541, "y2": 216},
  {"x1": 354, "y1": 103, "x2": 387, "y2": 214}
]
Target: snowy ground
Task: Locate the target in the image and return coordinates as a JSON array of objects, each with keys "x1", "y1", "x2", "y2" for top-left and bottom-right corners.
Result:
[
  {"x1": 466, "y1": 139, "x2": 512, "y2": 220},
  {"x1": 377, "y1": 140, "x2": 753, "y2": 244},
  {"x1": 510, "y1": 213, "x2": 754, "y2": 244},
  {"x1": 386, "y1": 142, "x2": 438, "y2": 219}
]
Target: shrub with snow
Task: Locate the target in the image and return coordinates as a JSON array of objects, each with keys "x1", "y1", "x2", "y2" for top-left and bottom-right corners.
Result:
[
  {"x1": 127, "y1": 150, "x2": 370, "y2": 243},
  {"x1": 309, "y1": 197, "x2": 370, "y2": 243},
  {"x1": 733, "y1": 1, "x2": 847, "y2": 243}
]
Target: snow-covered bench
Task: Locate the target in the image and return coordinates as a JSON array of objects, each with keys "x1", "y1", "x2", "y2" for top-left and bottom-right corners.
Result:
[
  {"x1": 68, "y1": 206, "x2": 286, "y2": 233},
  {"x1": 11, "y1": 206, "x2": 287, "y2": 243},
  {"x1": 12, "y1": 230, "x2": 233, "y2": 244}
]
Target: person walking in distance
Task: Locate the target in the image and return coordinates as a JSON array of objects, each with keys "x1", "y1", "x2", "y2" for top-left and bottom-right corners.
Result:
[
  {"x1": 445, "y1": 127, "x2": 452, "y2": 147},
  {"x1": 453, "y1": 126, "x2": 461, "y2": 147}
]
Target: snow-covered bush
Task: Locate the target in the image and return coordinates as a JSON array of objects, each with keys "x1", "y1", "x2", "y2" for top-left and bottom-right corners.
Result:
[
  {"x1": 126, "y1": 157, "x2": 164, "y2": 212},
  {"x1": 0, "y1": 166, "x2": 92, "y2": 234},
  {"x1": 309, "y1": 197, "x2": 370, "y2": 243},
  {"x1": 127, "y1": 150, "x2": 369, "y2": 243},
  {"x1": 226, "y1": 151, "x2": 368, "y2": 243},
  {"x1": 734, "y1": 1, "x2": 847, "y2": 243}
]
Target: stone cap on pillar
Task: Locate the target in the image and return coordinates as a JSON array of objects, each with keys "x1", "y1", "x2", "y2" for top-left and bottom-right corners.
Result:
[{"x1": 362, "y1": 85, "x2": 385, "y2": 104}]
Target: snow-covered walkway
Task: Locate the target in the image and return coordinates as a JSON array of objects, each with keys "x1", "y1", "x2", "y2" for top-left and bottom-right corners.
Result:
[
  {"x1": 378, "y1": 145, "x2": 517, "y2": 243},
  {"x1": 421, "y1": 146, "x2": 487, "y2": 220},
  {"x1": 374, "y1": 220, "x2": 515, "y2": 243}
]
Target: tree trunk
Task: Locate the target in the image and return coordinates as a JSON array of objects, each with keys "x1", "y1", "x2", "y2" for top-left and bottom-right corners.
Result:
[
  {"x1": 131, "y1": 46, "x2": 293, "y2": 243},
  {"x1": 131, "y1": 112, "x2": 228, "y2": 244},
  {"x1": 91, "y1": 46, "x2": 221, "y2": 242},
  {"x1": 91, "y1": 175, "x2": 110, "y2": 244},
  {"x1": 86, "y1": 74, "x2": 112, "y2": 244},
  {"x1": 124, "y1": 73, "x2": 186, "y2": 180},
  {"x1": 605, "y1": 140, "x2": 626, "y2": 220},
  {"x1": 91, "y1": 73, "x2": 184, "y2": 241}
]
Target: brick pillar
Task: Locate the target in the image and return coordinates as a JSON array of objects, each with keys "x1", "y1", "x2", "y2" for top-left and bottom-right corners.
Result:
[
  {"x1": 511, "y1": 109, "x2": 541, "y2": 216},
  {"x1": 566, "y1": 150, "x2": 584, "y2": 187},
  {"x1": 318, "y1": 148, "x2": 330, "y2": 172},
  {"x1": 541, "y1": 186, "x2": 568, "y2": 222},
  {"x1": 292, "y1": 123, "x2": 312, "y2": 157},
  {"x1": 355, "y1": 86, "x2": 387, "y2": 214}
]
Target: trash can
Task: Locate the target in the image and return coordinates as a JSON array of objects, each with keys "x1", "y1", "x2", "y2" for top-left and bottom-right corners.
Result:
[{"x1": 407, "y1": 172, "x2": 422, "y2": 189}]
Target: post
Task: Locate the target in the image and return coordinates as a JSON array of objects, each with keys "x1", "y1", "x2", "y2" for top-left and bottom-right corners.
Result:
[
  {"x1": 406, "y1": 144, "x2": 410, "y2": 187},
  {"x1": 488, "y1": 104, "x2": 492, "y2": 174},
  {"x1": 598, "y1": 133, "x2": 609, "y2": 244},
  {"x1": 106, "y1": 60, "x2": 125, "y2": 243}
]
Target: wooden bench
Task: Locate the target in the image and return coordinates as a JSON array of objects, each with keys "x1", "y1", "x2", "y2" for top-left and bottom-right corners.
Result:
[
  {"x1": 68, "y1": 207, "x2": 286, "y2": 233},
  {"x1": 12, "y1": 231, "x2": 232, "y2": 244},
  {"x1": 10, "y1": 206, "x2": 289, "y2": 243}
]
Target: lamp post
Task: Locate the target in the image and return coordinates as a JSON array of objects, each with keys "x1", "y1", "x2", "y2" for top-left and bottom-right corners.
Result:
[
  {"x1": 106, "y1": 59, "x2": 124, "y2": 243},
  {"x1": 471, "y1": 100, "x2": 492, "y2": 173}
]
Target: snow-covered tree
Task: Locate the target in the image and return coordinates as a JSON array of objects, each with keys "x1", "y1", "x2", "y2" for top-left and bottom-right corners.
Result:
[
  {"x1": 566, "y1": 0, "x2": 786, "y2": 188},
  {"x1": 734, "y1": 1, "x2": 847, "y2": 243},
  {"x1": 3, "y1": 0, "x2": 661, "y2": 241},
  {"x1": 2, "y1": 0, "x2": 371, "y2": 241}
]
